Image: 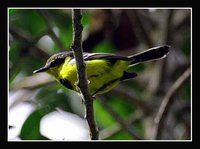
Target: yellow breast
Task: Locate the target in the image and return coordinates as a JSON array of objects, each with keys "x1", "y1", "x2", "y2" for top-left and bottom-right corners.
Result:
[{"x1": 59, "y1": 58, "x2": 130, "y2": 95}]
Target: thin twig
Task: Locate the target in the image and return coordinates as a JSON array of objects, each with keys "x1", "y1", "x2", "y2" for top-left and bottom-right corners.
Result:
[
  {"x1": 71, "y1": 9, "x2": 98, "y2": 140},
  {"x1": 153, "y1": 67, "x2": 191, "y2": 139},
  {"x1": 10, "y1": 73, "x2": 55, "y2": 90},
  {"x1": 127, "y1": 10, "x2": 154, "y2": 47},
  {"x1": 38, "y1": 10, "x2": 65, "y2": 50},
  {"x1": 9, "y1": 27, "x2": 50, "y2": 60},
  {"x1": 156, "y1": 10, "x2": 174, "y2": 94},
  {"x1": 173, "y1": 12, "x2": 190, "y2": 32},
  {"x1": 160, "y1": 9, "x2": 174, "y2": 45},
  {"x1": 9, "y1": 89, "x2": 38, "y2": 110},
  {"x1": 98, "y1": 95, "x2": 143, "y2": 140}
]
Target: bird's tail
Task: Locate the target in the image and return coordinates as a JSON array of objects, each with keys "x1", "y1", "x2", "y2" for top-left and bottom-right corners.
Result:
[{"x1": 128, "y1": 45, "x2": 170, "y2": 66}]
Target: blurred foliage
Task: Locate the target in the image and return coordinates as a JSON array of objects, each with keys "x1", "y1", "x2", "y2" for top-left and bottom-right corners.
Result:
[
  {"x1": 9, "y1": 9, "x2": 191, "y2": 140},
  {"x1": 94, "y1": 101, "x2": 116, "y2": 128},
  {"x1": 92, "y1": 40, "x2": 116, "y2": 53},
  {"x1": 107, "y1": 95, "x2": 136, "y2": 117},
  {"x1": 36, "y1": 84, "x2": 73, "y2": 112},
  {"x1": 10, "y1": 10, "x2": 46, "y2": 38},
  {"x1": 20, "y1": 107, "x2": 51, "y2": 140},
  {"x1": 107, "y1": 130, "x2": 133, "y2": 140}
]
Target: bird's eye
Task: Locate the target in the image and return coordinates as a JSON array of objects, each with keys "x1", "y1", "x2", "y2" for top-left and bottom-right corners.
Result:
[
  {"x1": 50, "y1": 59, "x2": 65, "y2": 67},
  {"x1": 50, "y1": 61, "x2": 58, "y2": 67}
]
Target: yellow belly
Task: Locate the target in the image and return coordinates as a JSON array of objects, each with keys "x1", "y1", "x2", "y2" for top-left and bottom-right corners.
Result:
[{"x1": 59, "y1": 59, "x2": 130, "y2": 95}]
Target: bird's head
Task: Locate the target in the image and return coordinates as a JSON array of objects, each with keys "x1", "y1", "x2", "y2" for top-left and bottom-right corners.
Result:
[{"x1": 33, "y1": 51, "x2": 74, "y2": 79}]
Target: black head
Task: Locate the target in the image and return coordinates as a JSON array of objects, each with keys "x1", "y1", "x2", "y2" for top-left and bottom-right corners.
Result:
[{"x1": 33, "y1": 51, "x2": 74, "y2": 73}]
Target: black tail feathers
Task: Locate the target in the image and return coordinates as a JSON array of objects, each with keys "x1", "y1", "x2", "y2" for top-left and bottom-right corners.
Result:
[{"x1": 128, "y1": 45, "x2": 170, "y2": 65}]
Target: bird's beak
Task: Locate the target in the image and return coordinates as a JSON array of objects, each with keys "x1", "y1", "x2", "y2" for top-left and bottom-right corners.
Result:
[{"x1": 33, "y1": 66, "x2": 49, "y2": 74}]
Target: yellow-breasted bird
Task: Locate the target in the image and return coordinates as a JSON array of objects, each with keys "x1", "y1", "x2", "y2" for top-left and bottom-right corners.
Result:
[{"x1": 33, "y1": 45, "x2": 170, "y2": 96}]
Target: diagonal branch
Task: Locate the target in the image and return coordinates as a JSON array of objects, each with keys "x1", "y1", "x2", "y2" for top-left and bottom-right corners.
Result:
[
  {"x1": 100, "y1": 111, "x2": 145, "y2": 140},
  {"x1": 38, "y1": 10, "x2": 65, "y2": 50},
  {"x1": 98, "y1": 95, "x2": 143, "y2": 140},
  {"x1": 157, "y1": 10, "x2": 174, "y2": 94},
  {"x1": 9, "y1": 27, "x2": 50, "y2": 60},
  {"x1": 127, "y1": 10, "x2": 154, "y2": 47},
  {"x1": 71, "y1": 9, "x2": 99, "y2": 140},
  {"x1": 153, "y1": 67, "x2": 191, "y2": 139},
  {"x1": 110, "y1": 85, "x2": 152, "y2": 114}
]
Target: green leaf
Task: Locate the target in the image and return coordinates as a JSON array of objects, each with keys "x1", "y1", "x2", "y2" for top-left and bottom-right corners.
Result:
[
  {"x1": 10, "y1": 9, "x2": 47, "y2": 38},
  {"x1": 9, "y1": 40, "x2": 22, "y2": 65},
  {"x1": 108, "y1": 95, "x2": 136, "y2": 118},
  {"x1": 48, "y1": 10, "x2": 73, "y2": 50},
  {"x1": 9, "y1": 40, "x2": 23, "y2": 83},
  {"x1": 17, "y1": 57, "x2": 44, "y2": 76},
  {"x1": 82, "y1": 10, "x2": 91, "y2": 27},
  {"x1": 94, "y1": 100, "x2": 115, "y2": 128},
  {"x1": 92, "y1": 40, "x2": 116, "y2": 53},
  {"x1": 106, "y1": 130, "x2": 133, "y2": 140},
  {"x1": 19, "y1": 107, "x2": 52, "y2": 140},
  {"x1": 132, "y1": 121, "x2": 144, "y2": 137},
  {"x1": 36, "y1": 84, "x2": 72, "y2": 112}
]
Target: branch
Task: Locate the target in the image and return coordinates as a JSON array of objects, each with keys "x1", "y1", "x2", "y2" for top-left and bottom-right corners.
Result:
[
  {"x1": 173, "y1": 12, "x2": 190, "y2": 32},
  {"x1": 98, "y1": 95, "x2": 143, "y2": 140},
  {"x1": 38, "y1": 10, "x2": 65, "y2": 50},
  {"x1": 127, "y1": 10, "x2": 154, "y2": 47},
  {"x1": 156, "y1": 10, "x2": 174, "y2": 94},
  {"x1": 71, "y1": 9, "x2": 98, "y2": 140},
  {"x1": 109, "y1": 85, "x2": 152, "y2": 114},
  {"x1": 153, "y1": 67, "x2": 191, "y2": 139},
  {"x1": 10, "y1": 73, "x2": 55, "y2": 90},
  {"x1": 160, "y1": 9, "x2": 174, "y2": 45},
  {"x1": 9, "y1": 27, "x2": 50, "y2": 60},
  {"x1": 100, "y1": 111, "x2": 145, "y2": 140}
]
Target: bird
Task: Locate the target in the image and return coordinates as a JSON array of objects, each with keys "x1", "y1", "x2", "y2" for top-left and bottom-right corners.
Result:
[{"x1": 33, "y1": 45, "x2": 170, "y2": 96}]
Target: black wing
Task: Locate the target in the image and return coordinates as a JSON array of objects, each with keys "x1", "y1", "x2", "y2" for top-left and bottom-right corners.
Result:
[
  {"x1": 83, "y1": 53, "x2": 131, "y2": 64},
  {"x1": 49, "y1": 51, "x2": 131, "y2": 65}
]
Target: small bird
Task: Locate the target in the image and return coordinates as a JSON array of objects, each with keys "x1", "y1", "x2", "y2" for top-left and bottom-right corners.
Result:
[{"x1": 33, "y1": 45, "x2": 170, "y2": 96}]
